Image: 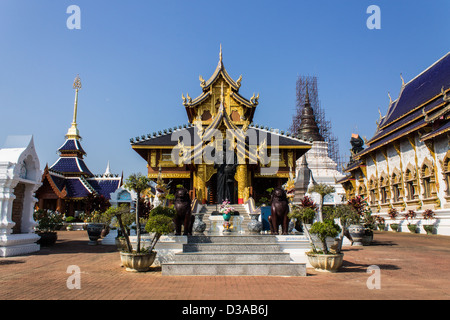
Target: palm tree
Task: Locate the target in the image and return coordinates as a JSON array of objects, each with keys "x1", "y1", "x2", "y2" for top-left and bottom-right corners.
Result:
[
  {"x1": 308, "y1": 183, "x2": 335, "y2": 222},
  {"x1": 123, "y1": 173, "x2": 153, "y2": 253}
]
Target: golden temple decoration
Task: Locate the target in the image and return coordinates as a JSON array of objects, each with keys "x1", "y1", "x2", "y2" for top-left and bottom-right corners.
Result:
[{"x1": 66, "y1": 74, "x2": 82, "y2": 140}]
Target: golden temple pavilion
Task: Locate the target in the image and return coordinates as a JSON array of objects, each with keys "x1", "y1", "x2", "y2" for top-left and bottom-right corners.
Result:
[{"x1": 131, "y1": 47, "x2": 312, "y2": 204}]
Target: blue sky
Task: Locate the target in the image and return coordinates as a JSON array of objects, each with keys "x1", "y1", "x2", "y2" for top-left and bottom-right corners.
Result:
[{"x1": 0, "y1": 0, "x2": 449, "y2": 177}]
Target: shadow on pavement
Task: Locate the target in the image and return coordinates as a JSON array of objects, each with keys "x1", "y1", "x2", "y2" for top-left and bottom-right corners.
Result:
[
  {"x1": 35, "y1": 240, "x2": 118, "y2": 255},
  {"x1": 341, "y1": 260, "x2": 400, "y2": 273}
]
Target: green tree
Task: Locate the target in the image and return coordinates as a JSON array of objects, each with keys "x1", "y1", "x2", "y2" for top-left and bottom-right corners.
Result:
[
  {"x1": 123, "y1": 173, "x2": 153, "y2": 253},
  {"x1": 308, "y1": 183, "x2": 335, "y2": 222}
]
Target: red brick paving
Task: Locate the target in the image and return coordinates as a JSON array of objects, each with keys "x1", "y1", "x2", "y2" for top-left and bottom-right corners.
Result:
[{"x1": 1, "y1": 230, "x2": 450, "y2": 300}]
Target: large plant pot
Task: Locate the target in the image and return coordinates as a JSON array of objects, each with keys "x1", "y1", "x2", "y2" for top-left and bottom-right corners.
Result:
[
  {"x1": 407, "y1": 224, "x2": 417, "y2": 233},
  {"x1": 36, "y1": 231, "x2": 58, "y2": 246},
  {"x1": 362, "y1": 228, "x2": 373, "y2": 246},
  {"x1": 348, "y1": 224, "x2": 365, "y2": 246},
  {"x1": 87, "y1": 223, "x2": 105, "y2": 245},
  {"x1": 306, "y1": 252, "x2": 344, "y2": 272},
  {"x1": 423, "y1": 225, "x2": 434, "y2": 235},
  {"x1": 247, "y1": 213, "x2": 263, "y2": 234},
  {"x1": 120, "y1": 251, "x2": 157, "y2": 272},
  {"x1": 390, "y1": 223, "x2": 399, "y2": 232}
]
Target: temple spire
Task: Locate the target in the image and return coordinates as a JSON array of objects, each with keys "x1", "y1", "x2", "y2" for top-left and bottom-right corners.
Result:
[
  {"x1": 298, "y1": 80, "x2": 324, "y2": 142},
  {"x1": 66, "y1": 75, "x2": 82, "y2": 140}
]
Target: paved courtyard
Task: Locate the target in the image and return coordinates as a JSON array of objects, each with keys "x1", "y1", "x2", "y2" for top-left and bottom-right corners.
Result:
[{"x1": 1, "y1": 230, "x2": 450, "y2": 300}]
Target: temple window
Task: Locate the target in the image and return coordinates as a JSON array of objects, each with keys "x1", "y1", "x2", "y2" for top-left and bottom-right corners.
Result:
[
  {"x1": 392, "y1": 184, "x2": 400, "y2": 202},
  {"x1": 420, "y1": 161, "x2": 436, "y2": 199},
  {"x1": 443, "y1": 154, "x2": 450, "y2": 197},
  {"x1": 406, "y1": 181, "x2": 415, "y2": 200},
  {"x1": 379, "y1": 174, "x2": 390, "y2": 204},
  {"x1": 404, "y1": 166, "x2": 418, "y2": 201},
  {"x1": 368, "y1": 178, "x2": 378, "y2": 205},
  {"x1": 391, "y1": 171, "x2": 403, "y2": 203}
]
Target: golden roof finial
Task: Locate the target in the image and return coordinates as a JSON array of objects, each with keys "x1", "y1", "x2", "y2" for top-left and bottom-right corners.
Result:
[
  {"x1": 400, "y1": 73, "x2": 405, "y2": 86},
  {"x1": 388, "y1": 91, "x2": 392, "y2": 104},
  {"x1": 219, "y1": 44, "x2": 222, "y2": 63},
  {"x1": 66, "y1": 74, "x2": 82, "y2": 140},
  {"x1": 73, "y1": 74, "x2": 82, "y2": 90}
]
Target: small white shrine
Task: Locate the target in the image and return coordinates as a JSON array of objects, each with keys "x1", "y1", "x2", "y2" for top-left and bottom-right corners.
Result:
[{"x1": 0, "y1": 136, "x2": 42, "y2": 257}]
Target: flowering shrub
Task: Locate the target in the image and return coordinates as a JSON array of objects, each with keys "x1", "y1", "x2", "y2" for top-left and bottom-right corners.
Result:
[
  {"x1": 387, "y1": 207, "x2": 398, "y2": 220},
  {"x1": 373, "y1": 215, "x2": 385, "y2": 225},
  {"x1": 219, "y1": 200, "x2": 235, "y2": 215},
  {"x1": 299, "y1": 196, "x2": 318, "y2": 211},
  {"x1": 348, "y1": 195, "x2": 370, "y2": 223},
  {"x1": 422, "y1": 209, "x2": 435, "y2": 220},
  {"x1": 403, "y1": 210, "x2": 416, "y2": 222}
]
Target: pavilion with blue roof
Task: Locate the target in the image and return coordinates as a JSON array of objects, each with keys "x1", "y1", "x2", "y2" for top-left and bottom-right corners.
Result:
[{"x1": 35, "y1": 75, "x2": 122, "y2": 216}]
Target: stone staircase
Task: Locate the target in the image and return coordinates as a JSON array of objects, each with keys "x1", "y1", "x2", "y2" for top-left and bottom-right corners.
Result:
[
  {"x1": 161, "y1": 235, "x2": 306, "y2": 276},
  {"x1": 201, "y1": 203, "x2": 254, "y2": 234}
]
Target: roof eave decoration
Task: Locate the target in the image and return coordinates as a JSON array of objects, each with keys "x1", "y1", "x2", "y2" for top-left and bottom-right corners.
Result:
[
  {"x1": 183, "y1": 45, "x2": 257, "y2": 110},
  {"x1": 42, "y1": 166, "x2": 68, "y2": 198}
]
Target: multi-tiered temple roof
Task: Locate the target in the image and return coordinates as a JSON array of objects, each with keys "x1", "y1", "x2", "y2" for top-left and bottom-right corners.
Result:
[
  {"x1": 36, "y1": 76, "x2": 121, "y2": 214},
  {"x1": 130, "y1": 47, "x2": 312, "y2": 204}
]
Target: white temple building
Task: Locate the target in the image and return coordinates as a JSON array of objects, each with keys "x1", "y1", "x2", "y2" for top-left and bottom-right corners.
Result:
[{"x1": 0, "y1": 136, "x2": 42, "y2": 257}]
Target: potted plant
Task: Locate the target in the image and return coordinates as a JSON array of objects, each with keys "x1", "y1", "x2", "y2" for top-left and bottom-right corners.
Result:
[
  {"x1": 388, "y1": 208, "x2": 399, "y2": 232},
  {"x1": 33, "y1": 209, "x2": 63, "y2": 246},
  {"x1": 403, "y1": 210, "x2": 417, "y2": 233},
  {"x1": 374, "y1": 215, "x2": 385, "y2": 231},
  {"x1": 362, "y1": 208, "x2": 375, "y2": 245},
  {"x1": 330, "y1": 204, "x2": 359, "y2": 251},
  {"x1": 306, "y1": 219, "x2": 343, "y2": 272},
  {"x1": 288, "y1": 206, "x2": 316, "y2": 231},
  {"x1": 421, "y1": 209, "x2": 435, "y2": 234},
  {"x1": 119, "y1": 204, "x2": 175, "y2": 272},
  {"x1": 347, "y1": 195, "x2": 367, "y2": 245},
  {"x1": 117, "y1": 173, "x2": 176, "y2": 272},
  {"x1": 85, "y1": 210, "x2": 106, "y2": 245},
  {"x1": 219, "y1": 200, "x2": 235, "y2": 234}
]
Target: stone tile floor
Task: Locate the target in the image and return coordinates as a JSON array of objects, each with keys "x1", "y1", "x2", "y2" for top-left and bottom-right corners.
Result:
[{"x1": 1, "y1": 230, "x2": 450, "y2": 300}]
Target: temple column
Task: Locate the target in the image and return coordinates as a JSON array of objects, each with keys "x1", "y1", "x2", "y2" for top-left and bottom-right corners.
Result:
[
  {"x1": 236, "y1": 164, "x2": 247, "y2": 204},
  {"x1": 0, "y1": 177, "x2": 19, "y2": 235},
  {"x1": 196, "y1": 165, "x2": 206, "y2": 204}
]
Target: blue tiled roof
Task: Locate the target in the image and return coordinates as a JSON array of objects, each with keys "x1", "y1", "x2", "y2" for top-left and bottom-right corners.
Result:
[
  {"x1": 380, "y1": 52, "x2": 450, "y2": 129},
  {"x1": 87, "y1": 179, "x2": 122, "y2": 200},
  {"x1": 360, "y1": 52, "x2": 450, "y2": 155},
  {"x1": 50, "y1": 157, "x2": 93, "y2": 176},
  {"x1": 65, "y1": 178, "x2": 91, "y2": 198},
  {"x1": 58, "y1": 139, "x2": 86, "y2": 154}
]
